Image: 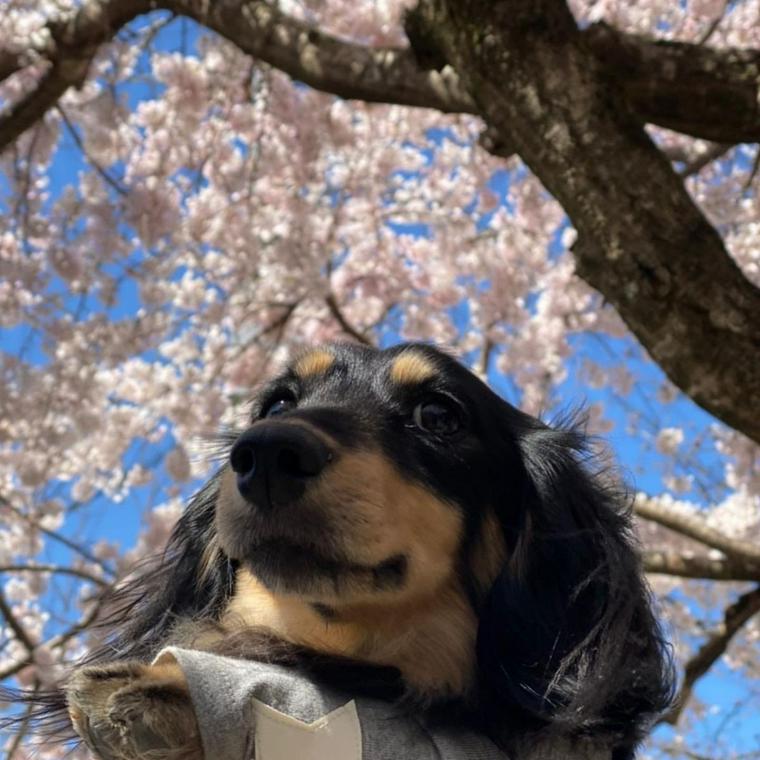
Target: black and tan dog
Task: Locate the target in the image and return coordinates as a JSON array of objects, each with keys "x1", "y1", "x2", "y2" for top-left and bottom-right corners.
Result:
[{"x1": 52, "y1": 343, "x2": 671, "y2": 758}]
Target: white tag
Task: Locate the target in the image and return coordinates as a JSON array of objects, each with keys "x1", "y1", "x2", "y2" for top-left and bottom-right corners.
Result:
[{"x1": 252, "y1": 698, "x2": 362, "y2": 760}]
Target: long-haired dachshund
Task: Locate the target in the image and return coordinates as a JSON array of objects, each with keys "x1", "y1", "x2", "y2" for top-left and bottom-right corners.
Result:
[{"x1": 23, "y1": 343, "x2": 673, "y2": 758}]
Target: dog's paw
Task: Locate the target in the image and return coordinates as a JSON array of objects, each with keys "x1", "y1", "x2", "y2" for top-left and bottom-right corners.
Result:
[{"x1": 66, "y1": 660, "x2": 202, "y2": 760}]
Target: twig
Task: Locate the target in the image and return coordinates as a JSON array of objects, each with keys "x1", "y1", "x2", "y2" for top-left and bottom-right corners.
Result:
[
  {"x1": 56, "y1": 104, "x2": 128, "y2": 195},
  {"x1": 1, "y1": 500, "x2": 115, "y2": 576},
  {"x1": 659, "y1": 585, "x2": 760, "y2": 725},
  {"x1": 697, "y1": 1, "x2": 729, "y2": 46},
  {"x1": 743, "y1": 148, "x2": 760, "y2": 191},
  {"x1": 0, "y1": 564, "x2": 108, "y2": 588},
  {"x1": 0, "y1": 588, "x2": 35, "y2": 652},
  {"x1": 678, "y1": 142, "x2": 732, "y2": 178},
  {"x1": 325, "y1": 293, "x2": 372, "y2": 345}
]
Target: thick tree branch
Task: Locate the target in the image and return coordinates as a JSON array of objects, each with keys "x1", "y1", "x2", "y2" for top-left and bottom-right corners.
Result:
[
  {"x1": 0, "y1": 0, "x2": 475, "y2": 153},
  {"x1": 415, "y1": 0, "x2": 760, "y2": 446},
  {"x1": 659, "y1": 585, "x2": 760, "y2": 725},
  {"x1": 166, "y1": 0, "x2": 474, "y2": 113},
  {"x1": 0, "y1": 49, "x2": 25, "y2": 84},
  {"x1": 583, "y1": 22, "x2": 760, "y2": 144},
  {"x1": 635, "y1": 498, "x2": 760, "y2": 564},
  {"x1": 0, "y1": 0, "x2": 157, "y2": 153},
  {"x1": 643, "y1": 551, "x2": 760, "y2": 583}
]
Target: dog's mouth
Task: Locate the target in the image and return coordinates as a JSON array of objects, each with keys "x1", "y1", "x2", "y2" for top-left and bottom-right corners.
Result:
[{"x1": 244, "y1": 538, "x2": 408, "y2": 597}]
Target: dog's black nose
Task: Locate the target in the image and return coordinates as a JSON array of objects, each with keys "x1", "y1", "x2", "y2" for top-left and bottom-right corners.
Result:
[{"x1": 229, "y1": 422, "x2": 331, "y2": 506}]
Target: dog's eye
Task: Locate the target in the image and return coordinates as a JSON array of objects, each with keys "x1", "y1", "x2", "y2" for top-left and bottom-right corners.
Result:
[
  {"x1": 261, "y1": 395, "x2": 296, "y2": 418},
  {"x1": 412, "y1": 398, "x2": 462, "y2": 436}
]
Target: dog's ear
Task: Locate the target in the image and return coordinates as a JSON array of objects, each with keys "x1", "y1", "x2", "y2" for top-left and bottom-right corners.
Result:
[
  {"x1": 100, "y1": 470, "x2": 234, "y2": 661},
  {"x1": 476, "y1": 414, "x2": 673, "y2": 749}
]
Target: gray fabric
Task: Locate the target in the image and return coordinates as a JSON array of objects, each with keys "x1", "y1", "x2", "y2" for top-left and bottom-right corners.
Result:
[{"x1": 159, "y1": 646, "x2": 509, "y2": 760}]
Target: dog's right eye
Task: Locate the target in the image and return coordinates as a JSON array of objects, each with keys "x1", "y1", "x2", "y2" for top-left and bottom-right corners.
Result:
[{"x1": 261, "y1": 395, "x2": 297, "y2": 418}]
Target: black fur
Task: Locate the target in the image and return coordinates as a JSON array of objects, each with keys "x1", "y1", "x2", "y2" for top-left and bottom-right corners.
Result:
[{"x1": 1, "y1": 342, "x2": 674, "y2": 756}]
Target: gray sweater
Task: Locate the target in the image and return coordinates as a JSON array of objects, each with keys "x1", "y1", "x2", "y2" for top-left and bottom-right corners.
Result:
[{"x1": 160, "y1": 647, "x2": 509, "y2": 760}]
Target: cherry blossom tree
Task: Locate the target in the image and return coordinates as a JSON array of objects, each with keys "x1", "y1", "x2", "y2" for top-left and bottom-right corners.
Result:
[{"x1": 1, "y1": 1, "x2": 759, "y2": 757}]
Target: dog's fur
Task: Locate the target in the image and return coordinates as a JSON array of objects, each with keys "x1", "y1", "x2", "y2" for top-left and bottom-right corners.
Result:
[{"x1": 8, "y1": 343, "x2": 674, "y2": 759}]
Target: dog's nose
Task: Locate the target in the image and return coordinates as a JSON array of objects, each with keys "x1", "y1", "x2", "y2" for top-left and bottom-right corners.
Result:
[{"x1": 229, "y1": 422, "x2": 331, "y2": 506}]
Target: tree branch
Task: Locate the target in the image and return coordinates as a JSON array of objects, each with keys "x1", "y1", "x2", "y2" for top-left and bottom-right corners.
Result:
[
  {"x1": 0, "y1": 0, "x2": 475, "y2": 153},
  {"x1": 0, "y1": 0, "x2": 155, "y2": 154},
  {"x1": 583, "y1": 22, "x2": 760, "y2": 144},
  {"x1": 659, "y1": 585, "x2": 760, "y2": 725},
  {"x1": 677, "y1": 142, "x2": 733, "y2": 178},
  {"x1": 325, "y1": 294, "x2": 373, "y2": 345},
  {"x1": 416, "y1": 0, "x2": 760, "y2": 446},
  {"x1": 166, "y1": 0, "x2": 474, "y2": 113},
  {"x1": 643, "y1": 551, "x2": 760, "y2": 583},
  {"x1": 0, "y1": 49, "x2": 25, "y2": 84},
  {"x1": 0, "y1": 588, "x2": 35, "y2": 653},
  {"x1": 635, "y1": 498, "x2": 760, "y2": 564},
  {"x1": 0, "y1": 564, "x2": 108, "y2": 588}
]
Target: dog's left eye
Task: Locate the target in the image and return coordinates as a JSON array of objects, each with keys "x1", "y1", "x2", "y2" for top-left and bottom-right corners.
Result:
[
  {"x1": 412, "y1": 398, "x2": 462, "y2": 436},
  {"x1": 262, "y1": 396, "x2": 297, "y2": 418}
]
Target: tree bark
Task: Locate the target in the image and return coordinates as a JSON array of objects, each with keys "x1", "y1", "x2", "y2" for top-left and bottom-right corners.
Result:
[{"x1": 410, "y1": 0, "x2": 760, "y2": 445}]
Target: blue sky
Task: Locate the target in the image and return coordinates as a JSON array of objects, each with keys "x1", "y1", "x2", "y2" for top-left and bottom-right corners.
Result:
[{"x1": 1, "y1": 12, "x2": 758, "y2": 757}]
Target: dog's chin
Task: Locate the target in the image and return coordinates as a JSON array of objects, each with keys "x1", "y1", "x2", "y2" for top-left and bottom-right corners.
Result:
[{"x1": 241, "y1": 539, "x2": 408, "y2": 599}]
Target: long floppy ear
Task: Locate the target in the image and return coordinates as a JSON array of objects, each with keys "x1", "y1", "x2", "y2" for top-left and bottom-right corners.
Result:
[
  {"x1": 476, "y1": 414, "x2": 674, "y2": 753},
  {"x1": 94, "y1": 470, "x2": 234, "y2": 661}
]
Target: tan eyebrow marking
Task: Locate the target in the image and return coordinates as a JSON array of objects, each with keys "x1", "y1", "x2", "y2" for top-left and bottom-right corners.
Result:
[
  {"x1": 294, "y1": 349, "x2": 335, "y2": 379},
  {"x1": 390, "y1": 352, "x2": 437, "y2": 385}
]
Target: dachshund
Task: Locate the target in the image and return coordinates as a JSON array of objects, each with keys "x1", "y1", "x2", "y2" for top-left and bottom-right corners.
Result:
[{"x1": 17, "y1": 343, "x2": 673, "y2": 759}]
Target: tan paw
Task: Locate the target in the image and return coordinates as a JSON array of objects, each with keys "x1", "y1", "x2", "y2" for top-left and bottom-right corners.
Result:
[{"x1": 66, "y1": 661, "x2": 202, "y2": 760}]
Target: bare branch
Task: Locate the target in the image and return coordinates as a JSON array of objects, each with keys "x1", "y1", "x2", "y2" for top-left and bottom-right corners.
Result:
[
  {"x1": 325, "y1": 294, "x2": 373, "y2": 345},
  {"x1": 168, "y1": 0, "x2": 475, "y2": 113},
  {"x1": 677, "y1": 143, "x2": 733, "y2": 178},
  {"x1": 55, "y1": 105, "x2": 128, "y2": 195},
  {"x1": 643, "y1": 550, "x2": 760, "y2": 583},
  {"x1": 697, "y1": 0, "x2": 728, "y2": 46},
  {"x1": 1, "y1": 497, "x2": 115, "y2": 575},
  {"x1": 0, "y1": 587, "x2": 36, "y2": 653},
  {"x1": 0, "y1": 591, "x2": 107, "y2": 681},
  {"x1": 660, "y1": 585, "x2": 760, "y2": 725},
  {"x1": 635, "y1": 498, "x2": 760, "y2": 564},
  {"x1": 0, "y1": 564, "x2": 108, "y2": 588},
  {"x1": 584, "y1": 22, "x2": 760, "y2": 143}
]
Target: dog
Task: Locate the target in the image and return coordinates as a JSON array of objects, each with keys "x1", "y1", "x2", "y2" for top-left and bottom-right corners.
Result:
[{"x1": 32, "y1": 343, "x2": 672, "y2": 758}]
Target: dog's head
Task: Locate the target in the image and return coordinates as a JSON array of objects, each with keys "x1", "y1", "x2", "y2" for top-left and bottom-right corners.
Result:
[
  {"x1": 216, "y1": 343, "x2": 514, "y2": 608},
  {"x1": 100, "y1": 343, "x2": 674, "y2": 751}
]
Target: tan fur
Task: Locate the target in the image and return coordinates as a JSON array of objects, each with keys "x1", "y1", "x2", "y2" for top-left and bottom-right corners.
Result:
[
  {"x1": 470, "y1": 509, "x2": 507, "y2": 593},
  {"x1": 293, "y1": 349, "x2": 335, "y2": 379},
  {"x1": 218, "y1": 449, "x2": 463, "y2": 601},
  {"x1": 197, "y1": 533, "x2": 221, "y2": 585},
  {"x1": 224, "y1": 568, "x2": 477, "y2": 696},
  {"x1": 389, "y1": 351, "x2": 437, "y2": 385},
  {"x1": 217, "y1": 448, "x2": 479, "y2": 696}
]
